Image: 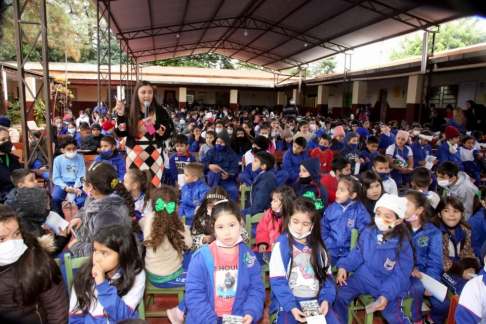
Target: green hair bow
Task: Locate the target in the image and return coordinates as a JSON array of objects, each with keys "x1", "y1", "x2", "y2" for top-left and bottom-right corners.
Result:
[
  {"x1": 155, "y1": 198, "x2": 176, "y2": 214},
  {"x1": 303, "y1": 191, "x2": 324, "y2": 210}
]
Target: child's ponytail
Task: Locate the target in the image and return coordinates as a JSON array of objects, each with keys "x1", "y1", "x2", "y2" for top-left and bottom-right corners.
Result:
[
  {"x1": 113, "y1": 178, "x2": 139, "y2": 233},
  {"x1": 472, "y1": 186, "x2": 486, "y2": 218}
]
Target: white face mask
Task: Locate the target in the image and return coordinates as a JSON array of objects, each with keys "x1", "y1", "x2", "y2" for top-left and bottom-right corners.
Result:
[
  {"x1": 290, "y1": 101, "x2": 295, "y2": 105},
  {"x1": 260, "y1": 134, "x2": 268, "y2": 138},
  {"x1": 0, "y1": 239, "x2": 28, "y2": 266},
  {"x1": 289, "y1": 225, "x2": 313, "y2": 240},
  {"x1": 215, "y1": 235, "x2": 243, "y2": 248},
  {"x1": 227, "y1": 130, "x2": 233, "y2": 135},
  {"x1": 65, "y1": 151, "x2": 76, "y2": 159},
  {"x1": 215, "y1": 128, "x2": 222, "y2": 134},
  {"x1": 375, "y1": 217, "x2": 398, "y2": 232},
  {"x1": 412, "y1": 130, "x2": 420, "y2": 136},
  {"x1": 310, "y1": 124, "x2": 316, "y2": 131},
  {"x1": 438, "y1": 179, "x2": 450, "y2": 187}
]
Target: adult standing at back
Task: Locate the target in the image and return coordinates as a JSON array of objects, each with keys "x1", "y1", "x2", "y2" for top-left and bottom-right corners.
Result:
[
  {"x1": 114, "y1": 81, "x2": 174, "y2": 187},
  {"x1": 466, "y1": 100, "x2": 486, "y2": 132},
  {"x1": 282, "y1": 97, "x2": 299, "y2": 119}
]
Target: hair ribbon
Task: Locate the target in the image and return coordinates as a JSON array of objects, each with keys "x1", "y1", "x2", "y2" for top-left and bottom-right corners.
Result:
[
  {"x1": 155, "y1": 198, "x2": 176, "y2": 214},
  {"x1": 303, "y1": 191, "x2": 324, "y2": 210}
]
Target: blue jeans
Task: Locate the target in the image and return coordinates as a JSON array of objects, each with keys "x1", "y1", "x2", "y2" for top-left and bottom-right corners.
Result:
[{"x1": 52, "y1": 182, "x2": 86, "y2": 217}]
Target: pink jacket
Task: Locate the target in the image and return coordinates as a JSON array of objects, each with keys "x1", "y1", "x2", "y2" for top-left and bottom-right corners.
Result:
[{"x1": 254, "y1": 208, "x2": 283, "y2": 252}]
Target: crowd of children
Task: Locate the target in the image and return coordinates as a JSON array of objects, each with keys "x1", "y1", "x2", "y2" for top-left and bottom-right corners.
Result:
[{"x1": 2, "y1": 103, "x2": 486, "y2": 324}]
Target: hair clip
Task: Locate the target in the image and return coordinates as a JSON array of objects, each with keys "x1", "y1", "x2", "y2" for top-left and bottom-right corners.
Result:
[
  {"x1": 213, "y1": 199, "x2": 229, "y2": 206},
  {"x1": 111, "y1": 179, "x2": 119, "y2": 189},
  {"x1": 476, "y1": 190, "x2": 482, "y2": 197}
]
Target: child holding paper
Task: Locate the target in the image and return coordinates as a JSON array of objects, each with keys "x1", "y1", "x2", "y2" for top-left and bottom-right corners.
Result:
[
  {"x1": 403, "y1": 191, "x2": 449, "y2": 324},
  {"x1": 386, "y1": 130, "x2": 413, "y2": 187}
]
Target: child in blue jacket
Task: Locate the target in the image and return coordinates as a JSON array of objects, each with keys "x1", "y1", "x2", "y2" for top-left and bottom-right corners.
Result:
[
  {"x1": 179, "y1": 163, "x2": 210, "y2": 225},
  {"x1": 334, "y1": 193, "x2": 414, "y2": 324},
  {"x1": 403, "y1": 191, "x2": 449, "y2": 324},
  {"x1": 469, "y1": 190, "x2": 486, "y2": 262},
  {"x1": 378, "y1": 125, "x2": 396, "y2": 149},
  {"x1": 461, "y1": 135, "x2": 483, "y2": 185},
  {"x1": 292, "y1": 157, "x2": 329, "y2": 207},
  {"x1": 436, "y1": 126, "x2": 464, "y2": 171},
  {"x1": 359, "y1": 135, "x2": 380, "y2": 171},
  {"x1": 184, "y1": 199, "x2": 265, "y2": 324},
  {"x1": 201, "y1": 130, "x2": 239, "y2": 202},
  {"x1": 282, "y1": 136, "x2": 309, "y2": 186},
  {"x1": 93, "y1": 136, "x2": 126, "y2": 181},
  {"x1": 338, "y1": 132, "x2": 363, "y2": 175},
  {"x1": 242, "y1": 152, "x2": 277, "y2": 217},
  {"x1": 269, "y1": 197, "x2": 340, "y2": 324},
  {"x1": 170, "y1": 135, "x2": 197, "y2": 189},
  {"x1": 321, "y1": 177, "x2": 370, "y2": 266}
]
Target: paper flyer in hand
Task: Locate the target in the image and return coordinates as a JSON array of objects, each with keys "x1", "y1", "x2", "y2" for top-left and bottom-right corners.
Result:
[
  {"x1": 420, "y1": 272, "x2": 448, "y2": 302},
  {"x1": 222, "y1": 315, "x2": 243, "y2": 324},
  {"x1": 365, "y1": 299, "x2": 381, "y2": 314},
  {"x1": 300, "y1": 300, "x2": 327, "y2": 324},
  {"x1": 43, "y1": 211, "x2": 69, "y2": 235}
]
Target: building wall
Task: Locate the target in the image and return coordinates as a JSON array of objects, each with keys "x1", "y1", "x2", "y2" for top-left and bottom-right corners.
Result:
[{"x1": 431, "y1": 68, "x2": 486, "y2": 105}]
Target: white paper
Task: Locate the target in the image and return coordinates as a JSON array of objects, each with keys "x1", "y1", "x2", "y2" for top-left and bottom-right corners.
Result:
[
  {"x1": 300, "y1": 300, "x2": 327, "y2": 324},
  {"x1": 365, "y1": 299, "x2": 381, "y2": 314},
  {"x1": 177, "y1": 174, "x2": 185, "y2": 188},
  {"x1": 420, "y1": 272, "x2": 448, "y2": 302},
  {"x1": 66, "y1": 192, "x2": 76, "y2": 203},
  {"x1": 354, "y1": 162, "x2": 361, "y2": 176},
  {"x1": 43, "y1": 211, "x2": 69, "y2": 235},
  {"x1": 425, "y1": 155, "x2": 437, "y2": 163},
  {"x1": 425, "y1": 162, "x2": 434, "y2": 170},
  {"x1": 222, "y1": 315, "x2": 243, "y2": 324}
]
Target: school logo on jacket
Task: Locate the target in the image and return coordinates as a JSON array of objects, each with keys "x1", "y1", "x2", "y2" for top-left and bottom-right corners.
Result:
[
  {"x1": 384, "y1": 258, "x2": 396, "y2": 271},
  {"x1": 417, "y1": 236, "x2": 429, "y2": 248},
  {"x1": 347, "y1": 219, "x2": 355, "y2": 229},
  {"x1": 244, "y1": 252, "x2": 256, "y2": 268}
]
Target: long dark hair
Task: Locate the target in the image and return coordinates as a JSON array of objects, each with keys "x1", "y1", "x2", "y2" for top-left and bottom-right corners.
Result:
[
  {"x1": 211, "y1": 199, "x2": 242, "y2": 227},
  {"x1": 144, "y1": 186, "x2": 188, "y2": 255},
  {"x1": 338, "y1": 176, "x2": 365, "y2": 204},
  {"x1": 472, "y1": 186, "x2": 486, "y2": 218},
  {"x1": 125, "y1": 169, "x2": 153, "y2": 212},
  {"x1": 285, "y1": 197, "x2": 332, "y2": 296},
  {"x1": 359, "y1": 170, "x2": 384, "y2": 202},
  {"x1": 85, "y1": 162, "x2": 138, "y2": 232},
  {"x1": 190, "y1": 186, "x2": 229, "y2": 237},
  {"x1": 128, "y1": 81, "x2": 160, "y2": 139},
  {"x1": 404, "y1": 190, "x2": 434, "y2": 224},
  {"x1": 230, "y1": 126, "x2": 252, "y2": 152},
  {"x1": 72, "y1": 224, "x2": 143, "y2": 314},
  {"x1": 272, "y1": 186, "x2": 296, "y2": 233},
  {"x1": 0, "y1": 206, "x2": 63, "y2": 306},
  {"x1": 433, "y1": 196, "x2": 469, "y2": 229}
]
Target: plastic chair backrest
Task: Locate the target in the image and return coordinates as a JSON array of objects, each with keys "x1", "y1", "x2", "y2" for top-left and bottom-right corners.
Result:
[
  {"x1": 240, "y1": 184, "x2": 251, "y2": 210},
  {"x1": 350, "y1": 229, "x2": 358, "y2": 250},
  {"x1": 64, "y1": 254, "x2": 89, "y2": 297},
  {"x1": 245, "y1": 212, "x2": 264, "y2": 247},
  {"x1": 446, "y1": 295, "x2": 459, "y2": 324}
]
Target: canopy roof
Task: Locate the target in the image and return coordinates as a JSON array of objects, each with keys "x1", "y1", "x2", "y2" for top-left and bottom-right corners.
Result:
[{"x1": 102, "y1": 0, "x2": 463, "y2": 71}]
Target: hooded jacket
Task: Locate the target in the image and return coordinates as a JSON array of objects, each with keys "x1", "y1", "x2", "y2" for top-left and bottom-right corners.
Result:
[
  {"x1": 321, "y1": 200, "x2": 370, "y2": 258},
  {"x1": 378, "y1": 132, "x2": 395, "y2": 149},
  {"x1": 0, "y1": 152, "x2": 21, "y2": 203},
  {"x1": 282, "y1": 149, "x2": 310, "y2": 186},
  {"x1": 310, "y1": 147, "x2": 333, "y2": 173},
  {"x1": 359, "y1": 148, "x2": 380, "y2": 171},
  {"x1": 443, "y1": 172, "x2": 478, "y2": 220},
  {"x1": 70, "y1": 195, "x2": 132, "y2": 257},
  {"x1": 409, "y1": 222, "x2": 444, "y2": 281},
  {"x1": 179, "y1": 179, "x2": 210, "y2": 225},
  {"x1": 337, "y1": 226, "x2": 414, "y2": 303},
  {"x1": 292, "y1": 158, "x2": 329, "y2": 207},
  {"x1": 244, "y1": 169, "x2": 278, "y2": 217},
  {"x1": 468, "y1": 207, "x2": 486, "y2": 260},
  {"x1": 80, "y1": 133, "x2": 102, "y2": 152},
  {"x1": 436, "y1": 140, "x2": 464, "y2": 171},
  {"x1": 338, "y1": 132, "x2": 360, "y2": 174},
  {"x1": 201, "y1": 131, "x2": 239, "y2": 176},
  {"x1": 93, "y1": 149, "x2": 126, "y2": 181},
  {"x1": 0, "y1": 235, "x2": 68, "y2": 324},
  {"x1": 254, "y1": 208, "x2": 283, "y2": 252},
  {"x1": 185, "y1": 243, "x2": 265, "y2": 324}
]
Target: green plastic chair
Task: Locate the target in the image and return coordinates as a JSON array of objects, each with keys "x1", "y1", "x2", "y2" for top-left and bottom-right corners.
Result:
[
  {"x1": 332, "y1": 229, "x2": 359, "y2": 274},
  {"x1": 245, "y1": 213, "x2": 268, "y2": 289},
  {"x1": 144, "y1": 281, "x2": 185, "y2": 318},
  {"x1": 64, "y1": 254, "x2": 146, "y2": 320},
  {"x1": 240, "y1": 184, "x2": 251, "y2": 210}
]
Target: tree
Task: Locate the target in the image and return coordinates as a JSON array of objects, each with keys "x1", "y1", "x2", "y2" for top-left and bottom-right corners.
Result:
[
  {"x1": 390, "y1": 17, "x2": 486, "y2": 61},
  {"x1": 152, "y1": 53, "x2": 235, "y2": 69},
  {"x1": 281, "y1": 57, "x2": 337, "y2": 78}
]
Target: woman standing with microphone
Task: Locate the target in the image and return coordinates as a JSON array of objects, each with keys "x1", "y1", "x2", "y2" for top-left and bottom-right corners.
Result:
[{"x1": 114, "y1": 81, "x2": 174, "y2": 187}]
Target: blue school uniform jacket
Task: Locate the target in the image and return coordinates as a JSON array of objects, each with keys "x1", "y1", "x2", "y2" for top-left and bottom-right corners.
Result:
[
  {"x1": 455, "y1": 274, "x2": 486, "y2": 323},
  {"x1": 469, "y1": 207, "x2": 486, "y2": 260},
  {"x1": 410, "y1": 140, "x2": 432, "y2": 168},
  {"x1": 410, "y1": 222, "x2": 444, "y2": 281},
  {"x1": 321, "y1": 200, "x2": 370, "y2": 258},
  {"x1": 179, "y1": 179, "x2": 210, "y2": 224},
  {"x1": 282, "y1": 150, "x2": 309, "y2": 184},
  {"x1": 269, "y1": 233, "x2": 335, "y2": 314},
  {"x1": 276, "y1": 140, "x2": 292, "y2": 152},
  {"x1": 359, "y1": 148, "x2": 380, "y2": 170},
  {"x1": 201, "y1": 146, "x2": 239, "y2": 176},
  {"x1": 245, "y1": 170, "x2": 278, "y2": 217},
  {"x1": 292, "y1": 157, "x2": 329, "y2": 206},
  {"x1": 185, "y1": 243, "x2": 265, "y2": 324},
  {"x1": 71, "y1": 132, "x2": 82, "y2": 148},
  {"x1": 338, "y1": 132, "x2": 360, "y2": 174},
  {"x1": 336, "y1": 226, "x2": 414, "y2": 302},
  {"x1": 188, "y1": 136, "x2": 201, "y2": 152},
  {"x1": 378, "y1": 133, "x2": 395, "y2": 149},
  {"x1": 169, "y1": 152, "x2": 197, "y2": 182},
  {"x1": 436, "y1": 141, "x2": 464, "y2": 171},
  {"x1": 94, "y1": 150, "x2": 126, "y2": 181}
]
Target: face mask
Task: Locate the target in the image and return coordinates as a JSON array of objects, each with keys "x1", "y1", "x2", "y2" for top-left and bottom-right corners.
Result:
[
  {"x1": 289, "y1": 225, "x2": 313, "y2": 240},
  {"x1": 0, "y1": 140, "x2": 13, "y2": 153},
  {"x1": 102, "y1": 149, "x2": 113, "y2": 157},
  {"x1": 271, "y1": 131, "x2": 277, "y2": 137},
  {"x1": 438, "y1": 179, "x2": 450, "y2": 187},
  {"x1": 260, "y1": 134, "x2": 268, "y2": 138},
  {"x1": 65, "y1": 151, "x2": 76, "y2": 159},
  {"x1": 318, "y1": 145, "x2": 328, "y2": 151},
  {"x1": 405, "y1": 214, "x2": 419, "y2": 222},
  {"x1": 290, "y1": 126, "x2": 294, "y2": 130},
  {"x1": 299, "y1": 176, "x2": 312, "y2": 184},
  {"x1": 227, "y1": 130, "x2": 233, "y2": 135},
  {"x1": 413, "y1": 130, "x2": 420, "y2": 136},
  {"x1": 0, "y1": 239, "x2": 28, "y2": 266},
  {"x1": 68, "y1": 128, "x2": 76, "y2": 134},
  {"x1": 228, "y1": 117, "x2": 232, "y2": 120},
  {"x1": 377, "y1": 172, "x2": 388, "y2": 180},
  {"x1": 251, "y1": 147, "x2": 264, "y2": 154},
  {"x1": 290, "y1": 101, "x2": 295, "y2": 105},
  {"x1": 171, "y1": 115, "x2": 175, "y2": 118},
  {"x1": 215, "y1": 235, "x2": 243, "y2": 248},
  {"x1": 375, "y1": 217, "x2": 398, "y2": 232},
  {"x1": 348, "y1": 143, "x2": 358, "y2": 150},
  {"x1": 56, "y1": 124, "x2": 63, "y2": 129},
  {"x1": 80, "y1": 114, "x2": 85, "y2": 118},
  {"x1": 310, "y1": 124, "x2": 316, "y2": 131},
  {"x1": 215, "y1": 128, "x2": 222, "y2": 133},
  {"x1": 215, "y1": 144, "x2": 226, "y2": 152}
]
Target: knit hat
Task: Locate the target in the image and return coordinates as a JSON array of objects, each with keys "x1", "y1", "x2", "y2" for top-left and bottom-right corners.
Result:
[
  {"x1": 14, "y1": 187, "x2": 48, "y2": 218},
  {"x1": 0, "y1": 116, "x2": 11, "y2": 127},
  {"x1": 374, "y1": 193, "x2": 408, "y2": 219},
  {"x1": 102, "y1": 120, "x2": 114, "y2": 131},
  {"x1": 397, "y1": 130, "x2": 410, "y2": 141},
  {"x1": 63, "y1": 115, "x2": 72, "y2": 121},
  {"x1": 253, "y1": 135, "x2": 269, "y2": 150},
  {"x1": 90, "y1": 123, "x2": 101, "y2": 130},
  {"x1": 445, "y1": 126, "x2": 460, "y2": 139},
  {"x1": 217, "y1": 130, "x2": 231, "y2": 148},
  {"x1": 281, "y1": 128, "x2": 292, "y2": 138},
  {"x1": 356, "y1": 127, "x2": 368, "y2": 139},
  {"x1": 333, "y1": 126, "x2": 345, "y2": 137}
]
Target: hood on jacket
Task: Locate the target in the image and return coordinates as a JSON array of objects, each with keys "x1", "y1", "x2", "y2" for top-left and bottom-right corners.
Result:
[
  {"x1": 217, "y1": 130, "x2": 232, "y2": 148},
  {"x1": 14, "y1": 187, "x2": 48, "y2": 221},
  {"x1": 301, "y1": 157, "x2": 321, "y2": 180},
  {"x1": 38, "y1": 234, "x2": 57, "y2": 253},
  {"x1": 343, "y1": 132, "x2": 358, "y2": 149},
  {"x1": 84, "y1": 195, "x2": 129, "y2": 214}
]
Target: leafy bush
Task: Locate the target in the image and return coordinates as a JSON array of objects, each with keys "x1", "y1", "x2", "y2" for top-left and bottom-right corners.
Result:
[{"x1": 6, "y1": 100, "x2": 21, "y2": 125}]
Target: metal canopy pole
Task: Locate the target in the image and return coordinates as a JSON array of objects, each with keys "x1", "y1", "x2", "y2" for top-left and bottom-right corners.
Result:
[
  {"x1": 97, "y1": 0, "x2": 112, "y2": 112},
  {"x1": 12, "y1": 0, "x2": 53, "y2": 181}
]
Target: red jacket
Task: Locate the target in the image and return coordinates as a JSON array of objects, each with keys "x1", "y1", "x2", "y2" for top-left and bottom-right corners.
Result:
[
  {"x1": 254, "y1": 208, "x2": 283, "y2": 252},
  {"x1": 310, "y1": 148, "x2": 333, "y2": 173},
  {"x1": 320, "y1": 172, "x2": 338, "y2": 205}
]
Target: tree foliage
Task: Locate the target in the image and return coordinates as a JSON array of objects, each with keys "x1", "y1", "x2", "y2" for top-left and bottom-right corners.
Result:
[
  {"x1": 389, "y1": 17, "x2": 486, "y2": 61},
  {"x1": 282, "y1": 57, "x2": 337, "y2": 78}
]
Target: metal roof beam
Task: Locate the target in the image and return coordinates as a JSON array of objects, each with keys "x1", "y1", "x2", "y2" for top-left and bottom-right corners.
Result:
[
  {"x1": 189, "y1": 0, "x2": 226, "y2": 56},
  {"x1": 173, "y1": 0, "x2": 190, "y2": 58}
]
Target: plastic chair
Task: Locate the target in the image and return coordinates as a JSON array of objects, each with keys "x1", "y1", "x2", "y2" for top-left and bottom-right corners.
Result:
[
  {"x1": 446, "y1": 295, "x2": 459, "y2": 324},
  {"x1": 245, "y1": 213, "x2": 268, "y2": 289},
  {"x1": 144, "y1": 281, "x2": 185, "y2": 318},
  {"x1": 240, "y1": 184, "x2": 251, "y2": 210},
  {"x1": 332, "y1": 229, "x2": 358, "y2": 274},
  {"x1": 64, "y1": 254, "x2": 146, "y2": 319}
]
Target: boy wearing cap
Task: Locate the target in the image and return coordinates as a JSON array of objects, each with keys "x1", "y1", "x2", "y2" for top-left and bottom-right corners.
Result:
[
  {"x1": 436, "y1": 126, "x2": 464, "y2": 171},
  {"x1": 80, "y1": 123, "x2": 102, "y2": 153},
  {"x1": 0, "y1": 116, "x2": 20, "y2": 143},
  {"x1": 334, "y1": 193, "x2": 414, "y2": 324},
  {"x1": 386, "y1": 130, "x2": 413, "y2": 187}
]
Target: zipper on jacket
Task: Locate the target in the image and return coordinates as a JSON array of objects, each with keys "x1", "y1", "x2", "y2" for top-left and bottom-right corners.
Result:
[{"x1": 34, "y1": 304, "x2": 42, "y2": 324}]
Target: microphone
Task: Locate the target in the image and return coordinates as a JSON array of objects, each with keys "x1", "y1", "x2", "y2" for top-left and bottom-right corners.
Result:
[{"x1": 144, "y1": 101, "x2": 150, "y2": 119}]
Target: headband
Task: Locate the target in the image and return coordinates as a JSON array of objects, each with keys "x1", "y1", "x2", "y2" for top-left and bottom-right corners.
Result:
[
  {"x1": 419, "y1": 134, "x2": 433, "y2": 142},
  {"x1": 207, "y1": 194, "x2": 226, "y2": 200},
  {"x1": 213, "y1": 199, "x2": 229, "y2": 206}
]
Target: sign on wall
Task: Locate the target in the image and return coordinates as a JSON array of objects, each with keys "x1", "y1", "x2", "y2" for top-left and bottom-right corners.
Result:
[{"x1": 457, "y1": 81, "x2": 477, "y2": 109}]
